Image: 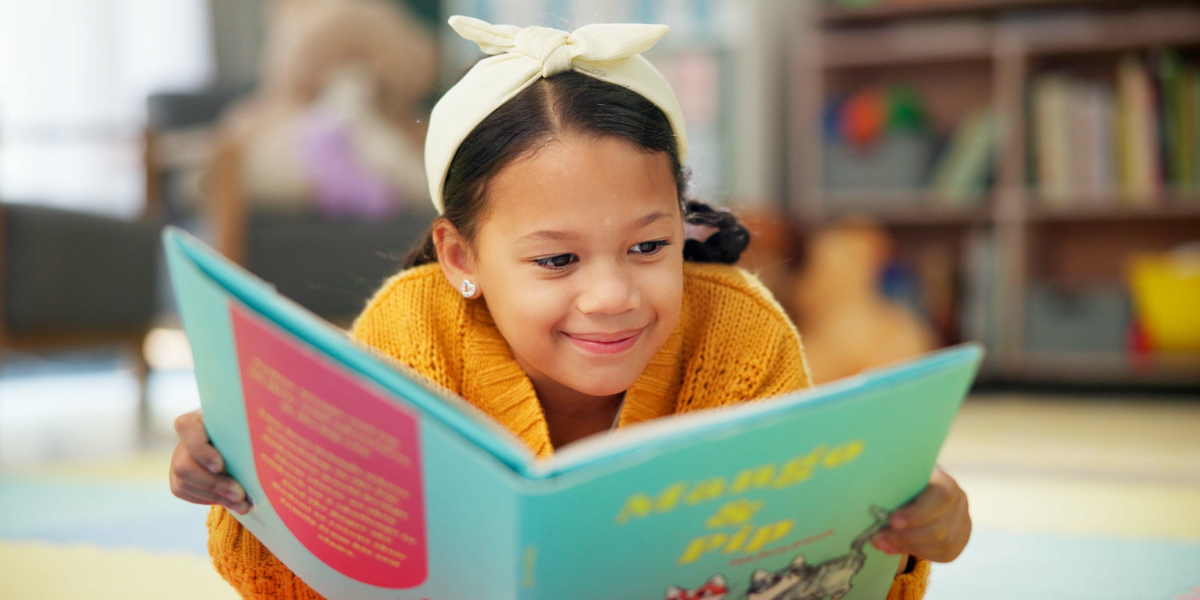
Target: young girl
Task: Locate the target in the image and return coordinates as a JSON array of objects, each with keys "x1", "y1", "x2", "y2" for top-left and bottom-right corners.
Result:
[{"x1": 170, "y1": 16, "x2": 970, "y2": 599}]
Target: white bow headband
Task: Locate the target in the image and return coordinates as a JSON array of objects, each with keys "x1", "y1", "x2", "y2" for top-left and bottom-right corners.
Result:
[{"x1": 424, "y1": 15, "x2": 689, "y2": 214}]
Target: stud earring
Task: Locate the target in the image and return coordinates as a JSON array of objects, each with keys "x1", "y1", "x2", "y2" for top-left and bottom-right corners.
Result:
[{"x1": 460, "y1": 279, "x2": 477, "y2": 298}]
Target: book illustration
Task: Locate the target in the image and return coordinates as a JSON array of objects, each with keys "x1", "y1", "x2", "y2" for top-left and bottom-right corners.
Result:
[
  {"x1": 666, "y1": 506, "x2": 890, "y2": 600},
  {"x1": 746, "y1": 506, "x2": 889, "y2": 600},
  {"x1": 665, "y1": 574, "x2": 729, "y2": 599}
]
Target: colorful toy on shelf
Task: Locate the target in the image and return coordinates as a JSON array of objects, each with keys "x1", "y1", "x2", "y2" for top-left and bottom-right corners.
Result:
[
  {"x1": 886, "y1": 86, "x2": 927, "y2": 133},
  {"x1": 1127, "y1": 245, "x2": 1200, "y2": 353},
  {"x1": 841, "y1": 88, "x2": 888, "y2": 147},
  {"x1": 827, "y1": 85, "x2": 929, "y2": 149},
  {"x1": 822, "y1": 85, "x2": 936, "y2": 195}
]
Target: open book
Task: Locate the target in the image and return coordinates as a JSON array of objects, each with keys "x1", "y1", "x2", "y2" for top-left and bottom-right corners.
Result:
[{"x1": 164, "y1": 227, "x2": 982, "y2": 600}]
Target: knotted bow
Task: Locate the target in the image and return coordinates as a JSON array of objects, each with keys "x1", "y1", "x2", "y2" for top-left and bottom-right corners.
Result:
[{"x1": 424, "y1": 16, "x2": 689, "y2": 213}]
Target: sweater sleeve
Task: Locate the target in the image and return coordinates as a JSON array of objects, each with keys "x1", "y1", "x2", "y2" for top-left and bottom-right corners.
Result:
[
  {"x1": 888, "y1": 558, "x2": 932, "y2": 600},
  {"x1": 207, "y1": 506, "x2": 325, "y2": 600}
]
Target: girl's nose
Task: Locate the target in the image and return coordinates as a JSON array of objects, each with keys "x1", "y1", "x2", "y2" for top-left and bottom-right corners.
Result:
[{"x1": 576, "y1": 264, "x2": 639, "y2": 315}]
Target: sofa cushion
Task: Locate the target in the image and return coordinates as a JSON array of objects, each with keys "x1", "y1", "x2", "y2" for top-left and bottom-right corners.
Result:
[{"x1": 3, "y1": 204, "x2": 159, "y2": 334}]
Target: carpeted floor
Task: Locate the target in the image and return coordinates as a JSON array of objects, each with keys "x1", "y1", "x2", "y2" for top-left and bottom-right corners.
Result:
[{"x1": 1, "y1": 366, "x2": 1198, "y2": 599}]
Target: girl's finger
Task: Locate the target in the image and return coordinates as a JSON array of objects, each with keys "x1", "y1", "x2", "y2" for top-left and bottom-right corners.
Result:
[
  {"x1": 213, "y1": 475, "x2": 247, "y2": 504},
  {"x1": 179, "y1": 481, "x2": 252, "y2": 515},
  {"x1": 175, "y1": 410, "x2": 224, "y2": 474},
  {"x1": 889, "y1": 521, "x2": 951, "y2": 550},
  {"x1": 885, "y1": 501, "x2": 971, "y2": 562},
  {"x1": 891, "y1": 471, "x2": 959, "y2": 530},
  {"x1": 877, "y1": 530, "x2": 949, "y2": 562},
  {"x1": 176, "y1": 479, "x2": 222, "y2": 505},
  {"x1": 171, "y1": 443, "x2": 221, "y2": 488}
]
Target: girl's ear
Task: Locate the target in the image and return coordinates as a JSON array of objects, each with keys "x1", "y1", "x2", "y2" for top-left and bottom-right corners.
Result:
[{"x1": 431, "y1": 219, "x2": 481, "y2": 299}]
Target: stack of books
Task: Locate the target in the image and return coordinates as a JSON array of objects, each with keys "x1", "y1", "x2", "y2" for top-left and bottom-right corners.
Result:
[{"x1": 1031, "y1": 51, "x2": 1200, "y2": 208}]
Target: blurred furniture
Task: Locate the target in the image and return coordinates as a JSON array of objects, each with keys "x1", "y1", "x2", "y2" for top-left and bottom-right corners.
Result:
[
  {"x1": 791, "y1": 0, "x2": 1200, "y2": 387},
  {"x1": 0, "y1": 202, "x2": 161, "y2": 438},
  {"x1": 145, "y1": 87, "x2": 252, "y2": 226},
  {"x1": 147, "y1": 90, "x2": 435, "y2": 327},
  {"x1": 147, "y1": 3, "x2": 440, "y2": 327},
  {"x1": 208, "y1": 134, "x2": 435, "y2": 328}
]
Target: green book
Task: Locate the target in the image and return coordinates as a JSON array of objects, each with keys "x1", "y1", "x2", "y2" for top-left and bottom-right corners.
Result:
[{"x1": 932, "y1": 108, "x2": 996, "y2": 204}]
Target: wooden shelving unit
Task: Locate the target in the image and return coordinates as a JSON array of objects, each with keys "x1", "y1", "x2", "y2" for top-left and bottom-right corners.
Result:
[
  {"x1": 789, "y1": 0, "x2": 1200, "y2": 387},
  {"x1": 816, "y1": 193, "x2": 993, "y2": 225},
  {"x1": 819, "y1": 0, "x2": 1155, "y2": 24}
]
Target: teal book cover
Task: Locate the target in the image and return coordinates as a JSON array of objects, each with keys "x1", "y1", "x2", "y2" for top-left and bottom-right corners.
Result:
[{"x1": 164, "y1": 227, "x2": 982, "y2": 600}]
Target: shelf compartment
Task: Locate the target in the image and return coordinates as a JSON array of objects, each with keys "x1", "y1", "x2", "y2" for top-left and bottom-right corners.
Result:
[
  {"x1": 822, "y1": 22, "x2": 993, "y2": 68},
  {"x1": 1029, "y1": 196, "x2": 1200, "y2": 221},
  {"x1": 821, "y1": 0, "x2": 1179, "y2": 25},
  {"x1": 816, "y1": 191, "x2": 994, "y2": 225},
  {"x1": 991, "y1": 351, "x2": 1200, "y2": 386}
]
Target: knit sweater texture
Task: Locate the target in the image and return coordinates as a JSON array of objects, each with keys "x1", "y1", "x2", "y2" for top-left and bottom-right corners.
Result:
[{"x1": 207, "y1": 262, "x2": 929, "y2": 599}]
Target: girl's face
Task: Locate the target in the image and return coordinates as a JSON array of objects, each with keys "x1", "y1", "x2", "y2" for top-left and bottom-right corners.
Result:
[{"x1": 459, "y1": 135, "x2": 684, "y2": 398}]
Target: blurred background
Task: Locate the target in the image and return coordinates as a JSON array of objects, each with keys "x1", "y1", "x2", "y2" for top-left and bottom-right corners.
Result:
[{"x1": 1, "y1": 0, "x2": 1198, "y2": 598}]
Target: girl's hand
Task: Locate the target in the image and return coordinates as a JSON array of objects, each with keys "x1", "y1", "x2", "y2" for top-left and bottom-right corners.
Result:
[
  {"x1": 872, "y1": 466, "x2": 970, "y2": 565},
  {"x1": 169, "y1": 409, "x2": 251, "y2": 515}
]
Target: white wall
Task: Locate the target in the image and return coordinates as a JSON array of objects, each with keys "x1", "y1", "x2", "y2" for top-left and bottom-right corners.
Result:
[{"x1": 0, "y1": 0, "x2": 214, "y2": 216}]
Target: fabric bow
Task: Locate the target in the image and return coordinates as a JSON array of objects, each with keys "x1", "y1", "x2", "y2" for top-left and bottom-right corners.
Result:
[{"x1": 423, "y1": 15, "x2": 689, "y2": 213}]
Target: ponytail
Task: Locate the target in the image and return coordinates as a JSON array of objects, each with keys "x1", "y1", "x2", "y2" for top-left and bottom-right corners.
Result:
[{"x1": 681, "y1": 200, "x2": 750, "y2": 265}]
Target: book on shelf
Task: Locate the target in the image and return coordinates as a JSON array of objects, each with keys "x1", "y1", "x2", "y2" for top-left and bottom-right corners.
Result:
[
  {"x1": 1074, "y1": 82, "x2": 1117, "y2": 200},
  {"x1": 1118, "y1": 54, "x2": 1163, "y2": 205},
  {"x1": 1032, "y1": 76, "x2": 1075, "y2": 206},
  {"x1": 960, "y1": 228, "x2": 998, "y2": 352},
  {"x1": 1157, "y1": 50, "x2": 1200, "y2": 194},
  {"x1": 164, "y1": 228, "x2": 983, "y2": 600},
  {"x1": 930, "y1": 107, "x2": 996, "y2": 205}
]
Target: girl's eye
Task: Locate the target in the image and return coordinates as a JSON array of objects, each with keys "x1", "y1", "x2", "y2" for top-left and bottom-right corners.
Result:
[
  {"x1": 630, "y1": 240, "x2": 670, "y2": 255},
  {"x1": 534, "y1": 254, "x2": 576, "y2": 269}
]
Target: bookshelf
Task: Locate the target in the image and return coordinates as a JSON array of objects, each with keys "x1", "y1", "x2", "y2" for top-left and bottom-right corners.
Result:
[
  {"x1": 790, "y1": 0, "x2": 1200, "y2": 387},
  {"x1": 819, "y1": 0, "x2": 1157, "y2": 24}
]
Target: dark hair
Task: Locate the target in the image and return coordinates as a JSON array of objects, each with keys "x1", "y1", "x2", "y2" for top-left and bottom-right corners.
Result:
[{"x1": 403, "y1": 71, "x2": 749, "y2": 269}]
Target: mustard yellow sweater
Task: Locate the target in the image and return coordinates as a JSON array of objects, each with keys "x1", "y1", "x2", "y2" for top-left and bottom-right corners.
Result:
[{"x1": 207, "y1": 262, "x2": 930, "y2": 599}]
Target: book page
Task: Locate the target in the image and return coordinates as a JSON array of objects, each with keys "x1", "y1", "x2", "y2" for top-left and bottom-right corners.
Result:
[{"x1": 231, "y1": 302, "x2": 428, "y2": 588}]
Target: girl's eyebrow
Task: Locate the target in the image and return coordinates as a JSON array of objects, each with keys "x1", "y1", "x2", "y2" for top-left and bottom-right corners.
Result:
[
  {"x1": 632, "y1": 211, "x2": 672, "y2": 230},
  {"x1": 516, "y1": 230, "x2": 579, "y2": 244},
  {"x1": 515, "y1": 211, "x2": 673, "y2": 244}
]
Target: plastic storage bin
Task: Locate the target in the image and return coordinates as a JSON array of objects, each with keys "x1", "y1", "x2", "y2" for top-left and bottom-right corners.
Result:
[{"x1": 1128, "y1": 247, "x2": 1200, "y2": 353}]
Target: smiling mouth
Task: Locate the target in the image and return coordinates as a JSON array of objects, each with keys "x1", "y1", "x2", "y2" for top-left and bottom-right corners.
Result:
[{"x1": 561, "y1": 328, "x2": 645, "y2": 355}]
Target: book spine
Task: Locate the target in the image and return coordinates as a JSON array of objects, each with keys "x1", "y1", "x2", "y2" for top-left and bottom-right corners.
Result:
[
  {"x1": 1034, "y1": 76, "x2": 1073, "y2": 206},
  {"x1": 1144, "y1": 56, "x2": 1165, "y2": 204},
  {"x1": 1097, "y1": 85, "x2": 1119, "y2": 200},
  {"x1": 515, "y1": 493, "x2": 545, "y2": 600},
  {"x1": 1073, "y1": 83, "x2": 1100, "y2": 199},
  {"x1": 1182, "y1": 66, "x2": 1199, "y2": 193},
  {"x1": 1193, "y1": 68, "x2": 1200, "y2": 193}
]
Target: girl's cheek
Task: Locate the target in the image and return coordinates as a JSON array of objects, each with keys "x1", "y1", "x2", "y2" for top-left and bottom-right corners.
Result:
[{"x1": 515, "y1": 277, "x2": 574, "y2": 341}]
